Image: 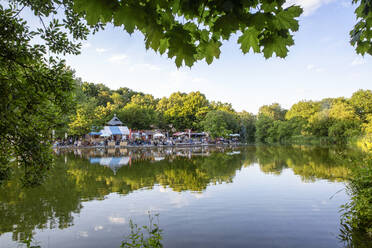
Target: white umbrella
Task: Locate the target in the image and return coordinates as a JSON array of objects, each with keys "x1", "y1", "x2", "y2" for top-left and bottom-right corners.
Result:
[
  {"x1": 100, "y1": 132, "x2": 111, "y2": 137},
  {"x1": 153, "y1": 133, "x2": 165, "y2": 138}
]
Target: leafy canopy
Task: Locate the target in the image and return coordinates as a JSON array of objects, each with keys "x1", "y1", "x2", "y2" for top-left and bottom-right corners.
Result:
[
  {"x1": 351, "y1": 0, "x2": 372, "y2": 56},
  {"x1": 0, "y1": 4, "x2": 78, "y2": 185},
  {"x1": 72, "y1": 0, "x2": 303, "y2": 67}
]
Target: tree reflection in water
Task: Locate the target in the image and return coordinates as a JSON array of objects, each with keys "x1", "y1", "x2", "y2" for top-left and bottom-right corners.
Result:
[{"x1": 0, "y1": 146, "x2": 366, "y2": 247}]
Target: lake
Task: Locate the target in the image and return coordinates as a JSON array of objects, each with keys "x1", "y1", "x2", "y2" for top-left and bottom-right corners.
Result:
[{"x1": 0, "y1": 146, "x2": 360, "y2": 247}]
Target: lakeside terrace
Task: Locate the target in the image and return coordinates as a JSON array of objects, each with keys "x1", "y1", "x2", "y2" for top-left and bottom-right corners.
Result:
[{"x1": 54, "y1": 115, "x2": 241, "y2": 149}]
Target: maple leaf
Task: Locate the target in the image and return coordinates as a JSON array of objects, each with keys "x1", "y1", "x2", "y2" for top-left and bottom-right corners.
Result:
[
  {"x1": 204, "y1": 40, "x2": 222, "y2": 64},
  {"x1": 238, "y1": 28, "x2": 261, "y2": 54},
  {"x1": 273, "y1": 6, "x2": 302, "y2": 31},
  {"x1": 262, "y1": 35, "x2": 291, "y2": 59}
]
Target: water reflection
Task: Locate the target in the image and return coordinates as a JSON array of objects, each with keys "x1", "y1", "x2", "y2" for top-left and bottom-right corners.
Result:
[
  {"x1": 0, "y1": 146, "x2": 365, "y2": 247},
  {"x1": 256, "y1": 146, "x2": 357, "y2": 182}
]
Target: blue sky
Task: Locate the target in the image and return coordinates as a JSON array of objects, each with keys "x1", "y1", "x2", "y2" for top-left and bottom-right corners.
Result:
[{"x1": 63, "y1": 0, "x2": 371, "y2": 113}]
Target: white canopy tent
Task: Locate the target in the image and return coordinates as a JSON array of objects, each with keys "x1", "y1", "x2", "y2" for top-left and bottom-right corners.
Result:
[{"x1": 153, "y1": 133, "x2": 165, "y2": 138}]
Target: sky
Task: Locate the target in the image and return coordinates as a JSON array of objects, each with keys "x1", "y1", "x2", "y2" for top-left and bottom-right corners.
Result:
[{"x1": 61, "y1": 0, "x2": 372, "y2": 114}]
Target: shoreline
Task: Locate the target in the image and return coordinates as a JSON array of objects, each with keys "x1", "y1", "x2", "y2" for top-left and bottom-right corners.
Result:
[{"x1": 53, "y1": 143, "x2": 247, "y2": 150}]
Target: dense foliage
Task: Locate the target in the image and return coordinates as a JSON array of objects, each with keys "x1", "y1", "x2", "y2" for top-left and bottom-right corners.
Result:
[
  {"x1": 340, "y1": 155, "x2": 372, "y2": 247},
  {"x1": 73, "y1": 0, "x2": 303, "y2": 67},
  {"x1": 72, "y1": 0, "x2": 371, "y2": 65},
  {"x1": 351, "y1": 0, "x2": 372, "y2": 56},
  {"x1": 66, "y1": 81, "x2": 250, "y2": 138},
  {"x1": 0, "y1": 3, "x2": 85, "y2": 185},
  {"x1": 255, "y1": 90, "x2": 372, "y2": 145},
  {"x1": 60, "y1": 82, "x2": 372, "y2": 149}
]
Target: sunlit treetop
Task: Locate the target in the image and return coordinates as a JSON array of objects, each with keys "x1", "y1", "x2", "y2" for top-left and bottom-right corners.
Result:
[{"x1": 72, "y1": 0, "x2": 303, "y2": 67}]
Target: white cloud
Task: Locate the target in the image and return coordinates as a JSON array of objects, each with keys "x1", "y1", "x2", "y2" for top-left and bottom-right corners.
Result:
[
  {"x1": 169, "y1": 70, "x2": 189, "y2": 86},
  {"x1": 193, "y1": 193, "x2": 209, "y2": 199},
  {"x1": 94, "y1": 225, "x2": 104, "y2": 231},
  {"x1": 159, "y1": 187, "x2": 172, "y2": 193},
  {"x1": 191, "y1": 77, "x2": 206, "y2": 83},
  {"x1": 307, "y1": 64, "x2": 315, "y2": 70},
  {"x1": 108, "y1": 216, "x2": 126, "y2": 224},
  {"x1": 129, "y1": 63, "x2": 161, "y2": 72},
  {"x1": 351, "y1": 57, "x2": 366, "y2": 66},
  {"x1": 81, "y1": 42, "x2": 92, "y2": 49},
  {"x1": 79, "y1": 231, "x2": 89, "y2": 238},
  {"x1": 170, "y1": 194, "x2": 190, "y2": 208},
  {"x1": 341, "y1": 1, "x2": 351, "y2": 8},
  {"x1": 108, "y1": 54, "x2": 128, "y2": 64},
  {"x1": 96, "y1": 48, "x2": 108, "y2": 53},
  {"x1": 168, "y1": 70, "x2": 208, "y2": 87},
  {"x1": 285, "y1": 0, "x2": 336, "y2": 16},
  {"x1": 307, "y1": 64, "x2": 324, "y2": 72}
]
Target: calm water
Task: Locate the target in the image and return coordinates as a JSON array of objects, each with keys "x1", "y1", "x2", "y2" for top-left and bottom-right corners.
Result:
[{"x1": 0, "y1": 146, "x2": 360, "y2": 248}]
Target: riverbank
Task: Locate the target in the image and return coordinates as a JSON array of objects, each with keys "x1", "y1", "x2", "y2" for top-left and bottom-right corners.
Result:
[{"x1": 53, "y1": 142, "x2": 246, "y2": 150}]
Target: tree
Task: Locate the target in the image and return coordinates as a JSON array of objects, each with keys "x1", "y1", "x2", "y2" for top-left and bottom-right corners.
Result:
[
  {"x1": 202, "y1": 110, "x2": 239, "y2": 139},
  {"x1": 329, "y1": 101, "x2": 359, "y2": 121},
  {"x1": 0, "y1": 4, "x2": 82, "y2": 185},
  {"x1": 157, "y1": 91, "x2": 210, "y2": 130},
  {"x1": 238, "y1": 111, "x2": 256, "y2": 143},
  {"x1": 362, "y1": 114, "x2": 372, "y2": 134},
  {"x1": 258, "y1": 103, "x2": 287, "y2": 121},
  {"x1": 349, "y1": 89, "x2": 372, "y2": 120},
  {"x1": 157, "y1": 92, "x2": 186, "y2": 130},
  {"x1": 115, "y1": 87, "x2": 142, "y2": 106},
  {"x1": 110, "y1": 92, "x2": 125, "y2": 107},
  {"x1": 130, "y1": 94, "x2": 159, "y2": 110},
  {"x1": 211, "y1": 101, "x2": 235, "y2": 113},
  {"x1": 70, "y1": 0, "x2": 372, "y2": 63},
  {"x1": 285, "y1": 100, "x2": 321, "y2": 136},
  {"x1": 329, "y1": 120, "x2": 361, "y2": 144},
  {"x1": 118, "y1": 103, "x2": 159, "y2": 130},
  {"x1": 81, "y1": 82, "x2": 100, "y2": 98},
  {"x1": 350, "y1": 0, "x2": 372, "y2": 56},
  {"x1": 68, "y1": 99, "x2": 98, "y2": 136},
  {"x1": 72, "y1": 0, "x2": 303, "y2": 67},
  {"x1": 286, "y1": 100, "x2": 320, "y2": 121},
  {"x1": 7, "y1": 1, "x2": 370, "y2": 70},
  {"x1": 94, "y1": 102, "x2": 117, "y2": 127},
  {"x1": 255, "y1": 115, "x2": 274, "y2": 143}
]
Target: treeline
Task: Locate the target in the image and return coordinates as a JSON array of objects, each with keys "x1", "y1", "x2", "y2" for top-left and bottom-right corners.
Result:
[
  {"x1": 255, "y1": 91, "x2": 372, "y2": 145},
  {"x1": 63, "y1": 80, "x2": 256, "y2": 141},
  {"x1": 62, "y1": 80, "x2": 372, "y2": 145}
]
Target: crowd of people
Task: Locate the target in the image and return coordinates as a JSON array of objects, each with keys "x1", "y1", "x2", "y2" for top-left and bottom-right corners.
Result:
[{"x1": 53, "y1": 134, "x2": 240, "y2": 148}]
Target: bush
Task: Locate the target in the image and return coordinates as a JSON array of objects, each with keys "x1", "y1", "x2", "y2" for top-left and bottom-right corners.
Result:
[
  {"x1": 340, "y1": 157, "x2": 372, "y2": 247},
  {"x1": 121, "y1": 213, "x2": 163, "y2": 248}
]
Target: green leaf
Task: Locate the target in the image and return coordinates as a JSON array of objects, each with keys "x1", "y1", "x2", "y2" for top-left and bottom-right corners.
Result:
[
  {"x1": 145, "y1": 27, "x2": 163, "y2": 51},
  {"x1": 273, "y1": 6, "x2": 302, "y2": 31},
  {"x1": 203, "y1": 40, "x2": 221, "y2": 64},
  {"x1": 238, "y1": 28, "x2": 261, "y2": 54},
  {"x1": 158, "y1": 38, "x2": 169, "y2": 55},
  {"x1": 113, "y1": 7, "x2": 137, "y2": 34},
  {"x1": 74, "y1": 0, "x2": 116, "y2": 26},
  {"x1": 262, "y1": 35, "x2": 290, "y2": 58},
  {"x1": 261, "y1": 2, "x2": 277, "y2": 12}
]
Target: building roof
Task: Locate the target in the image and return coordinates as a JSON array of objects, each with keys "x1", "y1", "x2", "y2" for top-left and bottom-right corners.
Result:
[
  {"x1": 107, "y1": 114, "x2": 123, "y2": 126},
  {"x1": 100, "y1": 126, "x2": 130, "y2": 136},
  {"x1": 89, "y1": 157, "x2": 130, "y2": 174}
]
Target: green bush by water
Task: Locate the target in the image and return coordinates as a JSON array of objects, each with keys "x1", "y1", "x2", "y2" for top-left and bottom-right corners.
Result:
[
  {"x1": 340, "y1": 156, "x2": 372, "y2": 247},
  {"x1": 121, "y1": 213, "x2": 163, "y2": 248}
]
